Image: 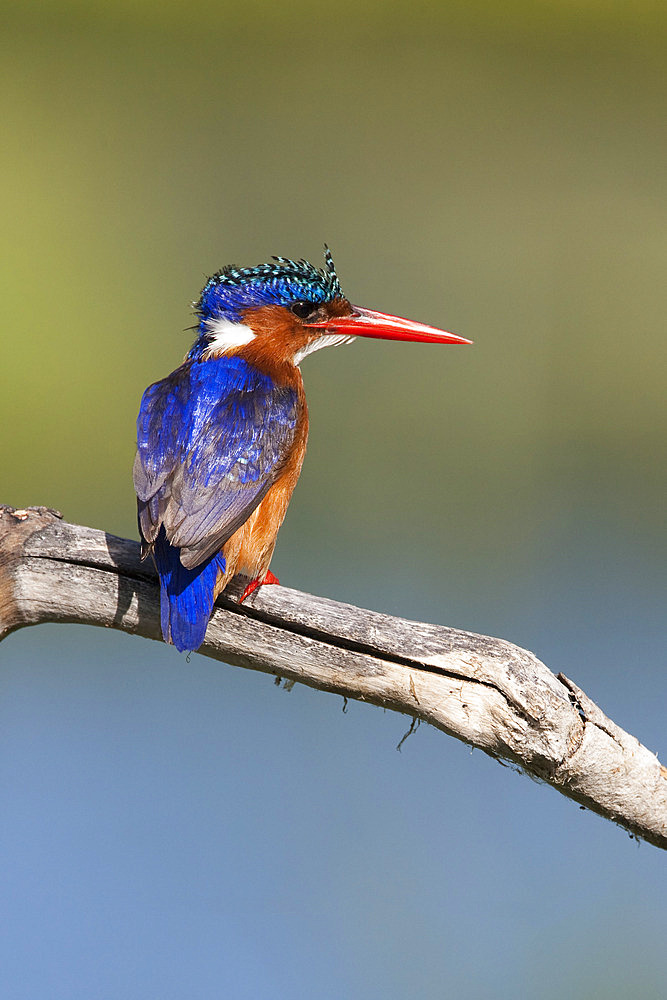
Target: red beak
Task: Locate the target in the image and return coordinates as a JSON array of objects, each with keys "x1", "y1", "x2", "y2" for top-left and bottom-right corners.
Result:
[{"x1": 307, "y1": 305, "x2": 472, "y2": 345}]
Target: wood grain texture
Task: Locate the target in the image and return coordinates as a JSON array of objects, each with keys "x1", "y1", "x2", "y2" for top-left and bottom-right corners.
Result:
[{"x1": 1, "y1": 504, "x2": 665, "y2": 850}]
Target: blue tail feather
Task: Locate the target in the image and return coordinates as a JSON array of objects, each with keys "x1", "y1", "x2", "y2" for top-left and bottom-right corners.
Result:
[{"x1": 153, "y1": 527, "x2": 225, "y2": 653}]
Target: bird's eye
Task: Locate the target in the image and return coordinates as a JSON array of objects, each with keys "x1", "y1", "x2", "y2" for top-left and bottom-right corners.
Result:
[{"x1": 291, "y1": 300, "x2": 318, "y2": 320}]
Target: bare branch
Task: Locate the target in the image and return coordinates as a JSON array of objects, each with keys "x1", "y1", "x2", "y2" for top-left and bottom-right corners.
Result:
[{"x1": 1, "y1": 504, "x2": 665, "y2": 849}]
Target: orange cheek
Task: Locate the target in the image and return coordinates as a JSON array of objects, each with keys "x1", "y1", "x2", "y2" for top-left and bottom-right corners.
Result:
[{"x1": 239, "y1": 305, "x2": 310, "y2": 369}]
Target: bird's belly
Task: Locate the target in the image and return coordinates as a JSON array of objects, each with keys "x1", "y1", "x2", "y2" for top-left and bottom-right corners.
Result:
[{"x1": 235, "y1": 503, "x2": 280, "y2": 578}]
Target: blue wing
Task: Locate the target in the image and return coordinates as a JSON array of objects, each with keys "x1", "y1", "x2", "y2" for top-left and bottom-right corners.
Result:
[{"x1": 133, "y1": 355, "x2": 300, "y2": 570}]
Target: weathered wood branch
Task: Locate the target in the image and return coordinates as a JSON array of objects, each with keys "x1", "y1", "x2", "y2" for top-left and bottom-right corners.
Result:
[{"x1": 1, "y1": 504, "x2": 665, "y2": 849}]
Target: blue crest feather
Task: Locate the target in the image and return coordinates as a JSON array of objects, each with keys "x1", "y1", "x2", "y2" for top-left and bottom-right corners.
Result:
[{"x1": 195, "y1": 246, "x2": 345, "y2": 329}]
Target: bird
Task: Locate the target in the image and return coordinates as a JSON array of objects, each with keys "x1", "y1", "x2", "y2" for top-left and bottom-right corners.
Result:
[{"x1": 133, "y1": 248, "x2": 471, "y2": 653}]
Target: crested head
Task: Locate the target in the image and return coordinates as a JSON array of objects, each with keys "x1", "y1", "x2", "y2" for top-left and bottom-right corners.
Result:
[
  {"x1": 195, "y1": 247, "x2": 344, "y2": 327},
  {"x1": 189, "y1": 247, "x2": 354, "y2": 367}
]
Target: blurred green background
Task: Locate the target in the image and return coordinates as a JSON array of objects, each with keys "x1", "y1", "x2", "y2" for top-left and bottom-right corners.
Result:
[{"x1": 1, "y1": 2, "x2": 666, "y2": 998}]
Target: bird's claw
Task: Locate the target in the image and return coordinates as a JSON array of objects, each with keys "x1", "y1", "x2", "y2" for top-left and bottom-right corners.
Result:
[{"x1": 240, "y1": 570, "x2": 280, "y2": 603}]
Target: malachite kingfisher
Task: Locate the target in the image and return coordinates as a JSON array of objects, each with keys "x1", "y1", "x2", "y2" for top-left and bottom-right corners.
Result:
[{"x1": 133, "y1": 249, "x2": 471, "y2": 652}]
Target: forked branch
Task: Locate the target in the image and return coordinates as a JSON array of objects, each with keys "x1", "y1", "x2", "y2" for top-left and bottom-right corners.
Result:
[{"x1": 1, "y1": 504, "x2": 665, "y2": 849}]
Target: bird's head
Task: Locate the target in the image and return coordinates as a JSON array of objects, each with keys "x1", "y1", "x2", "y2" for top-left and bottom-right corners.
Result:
[{"x1": 190, "y1": 247, "x2": 470, "y2": 367}]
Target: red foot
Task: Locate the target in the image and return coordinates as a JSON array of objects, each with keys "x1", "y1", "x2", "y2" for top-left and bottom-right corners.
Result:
[{"x1": 240, "y1": 570, "x2": 280, "y2": 603}]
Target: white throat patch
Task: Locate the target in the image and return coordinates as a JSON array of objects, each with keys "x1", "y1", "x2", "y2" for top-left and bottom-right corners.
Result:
[
  {"x1": 201, "y1": 317, "x2": 256, "y2": 357},
  {"x1": 293, "y1": 334, "x2": 356, "y2": 366}
]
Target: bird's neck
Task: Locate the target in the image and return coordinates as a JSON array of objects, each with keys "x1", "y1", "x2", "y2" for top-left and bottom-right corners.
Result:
[{"x1": 201, "y1": 305, "x2": 310, "y2": 384}]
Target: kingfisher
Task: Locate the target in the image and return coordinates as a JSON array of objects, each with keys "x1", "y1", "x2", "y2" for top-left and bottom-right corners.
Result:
[{"x1": 133, "y1": 249, "x2": 471, "y2": 653}]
